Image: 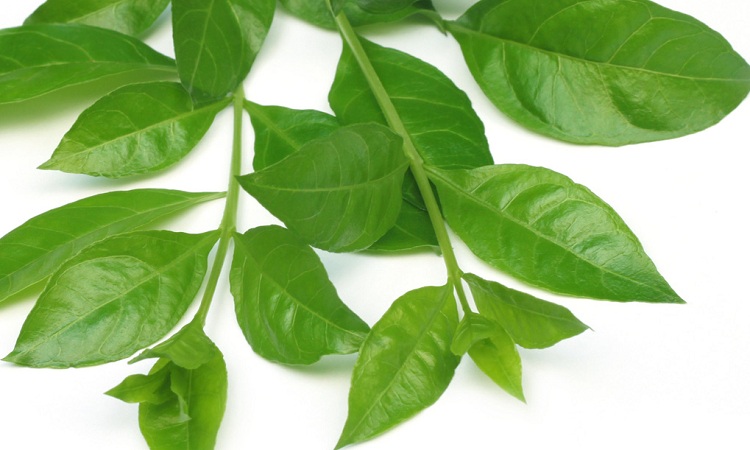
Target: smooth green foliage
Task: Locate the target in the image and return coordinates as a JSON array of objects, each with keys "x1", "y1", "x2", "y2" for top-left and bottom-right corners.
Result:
[
  {"x1": 230, "y1": 226, "x2": 370, "y2": 365},
  {"x1": 25, "y1": 0, "x2": 170, "y2": 35},
  {"x1": 354, "y1": 0, "x2": 421, "y2": 14},
  {"x1": 468, "y1": 325, "x2": 524, "y2": 401},
  {"x1": 451, "y1": 312, "x2": 499, "y2": 355},
  {"x1": 337, "y1": 285, "x2": 459, "y2": 449},
  {"x1": 428, "y1": 165, "x2": 683, "y2": 303},
  {"x1": 450, "y1": 0, "x2": 750, "y2": 145},
  {"x1": 366, "y1": 201, "x2": 438, "y2": 252},
  {"x1": 330, "y1": 38, "x2": 493, "y2": 170},
  {"x1": 172, "y1": 0, "x2": 275, "y2": 103},
  {"x1": 465, "y1": 273, "x2": 588, "y2": 348},
  {"x1": 40, "y1": 82, "x2": 229, "y2": 178},
  {"x1": 279, "y1": 0, "x2": 434, "y2": 30},
  {"x1": 0, "y1": 189, "x2": 223, "y2": 303},
  {"x1": 4, "y1": 230, "x2": 219, "y2": 368},
  {"x1": 132, "y1": 322, "x2": 218, "y2": 369},
  {"x1": 237, "y1": 123, "x2": 409, "y2": 252},
  {"x1": 0, "y1": 24, "x2": 174, "y2": 104}
]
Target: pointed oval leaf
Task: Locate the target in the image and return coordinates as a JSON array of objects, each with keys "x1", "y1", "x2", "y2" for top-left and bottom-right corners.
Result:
[
  {"x1": 330, "y1": 37, "x2": 493, "y2": 170},
  {"x1": 4, "y1": 230, "x2": 219, "y2": 368},
  {"x1": 106, "y1": 361, "x2": 173, "y2": 404},
  {"x1": 0, "y1": 24, "x2": 174, "y2": 105},
  {"x1": 172, "y1": 0, "x2": 275, "y2": 102},
  {"x1": 450, "y1": 0, "x2": 750, "y2": 145},
  {"x1": 0, "y1": 189, "x2": 223, "y2": 303},
  {"x1": 25, "y1": 0, "x2": 171, "y2": 35},
  {"x1": 39, "y1": 82, "x2": 229, "y2": 178},
  {"x1": 336, "y1": 285, "x2": 459, "y2": 449},
  {"x1": 468, "y1": 325, "x2": 525, "y2": 402},
  {"x1": 279, "y1": 0, "x2": 435, "y2": 30},
  {"x1": 230, "y1": 226, "x2": 370, "y2": 365},
  {"x1": 428, "y1": 165, "x2": 683, "y2": 303},
  {"x1": 464, "y1": 273, "x2": 589, "y2": 349},
  {"x1": 237, "y1": 123, "x2": 409, "y2": 252}
]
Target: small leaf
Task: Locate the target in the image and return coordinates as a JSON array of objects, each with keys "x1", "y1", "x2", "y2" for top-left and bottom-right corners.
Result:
[
  {"x1": 39, "y1": 82, "x2": 229, "y2": 178},
  {"x1": 330, "y1": 37, "x2": 493, "y2": 170},
  {"x1": 237, "y1": 123, "x2": 409, "y2": 252},
  {"x1": 279, "y1": 0, "x2": 435, "y2": 30},
  {"x1": 172, "y1": 0, "x2": 275, "y2": 102},
  {"x1": 464, "y1": 273, "x2": 589, "y2": 349},
  {"x1": 106, "y1": 360, "x2": 173, "y2": 404},
  {"x1": 428, "y1": 164, "x2": 683, "y2": 303},
  {"x1": 450, "y1": 0, "x2": 750, "y2": 145},
  {"x1": 245, "y1": 101, "x2": 340, "y2": 170},
  {"x1": 25, "y1": 0, "x2": 171, "y2": 35},
  {"x1": 367, "y1": 201, "x2": 438, "y2": 252},
  {"x1": 336, "y1": 285, "x2": 459, "y2": 449},
  {"x1": 4, "y1": 231, "x2": 219, "y2": 368},
  {"x1": 0, "y1": 189, "x2": 223, "y2": 303},
  {"x1": 131, "y1": 322, "x2": 218, "y2": 370},
  {"x1": 468, "y1": 326, "x2": 525, "y2": 402},
  {"x1": 230, "y1": 226, "x2": 370, "y2": 365},
  {"x1": 0, "y1": 24, "x2": 174, "y2": 105},
  {"x1": 450, "y1": 312, "x2": 498, "y2": 356}
]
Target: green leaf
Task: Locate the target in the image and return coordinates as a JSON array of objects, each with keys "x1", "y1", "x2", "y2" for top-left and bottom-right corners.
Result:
[
  {"x1": 336, "y1": 285, "x2": 459, "y2": 449},
  {"x1": 464, "y1": 273, "x2": 588, "y2": 349},
  {"x1": 279, "y1": 0, "x2": 435, "y2": 30},
  {"x1": 237, "y1": 123, "x2": 409, "y2": 252},
  {"x1": 468, "y1": 325, "x2": 525, "y2": 402},
  {"x1": 427, "y1": 164, "x2": 683, "y2": 303},
  {"x1": 172, "y1": 0, "x2": 275, "y2": 103},
  {"x1": 4, "y1": 230, "x2": 219, "y2": 368},
  {"x1": 0, "y1": 24, "x2": 174, "y2": 105},
  {"x1": 230, "y1": 226, "x2": 370, "y2": 364},
  {"x1": 0, "y1": 189, "x2": 223, "y2": 304},
  {"x1": 131, "y1": 322, "x2": 219, "y2": 370},
  {"x1": 450, "y1": 312, "x2": 498, "y2": 356},
  {"x1": 25, "y1": 0, "x2": 171, "y2": 35},
  {"x1": 106, "y1": 360, "x2": 173, "y2": 404},
  {"x1": 449, "y1": 0, "x2": 750, "y2": 145},
  {"x1": 330, "y1": 37, "x2": 493, "y2": 170},
  {"x1": 39, "y1": 82, "x2": 229, "y2": 178},
  {"x1": 366, "y1": 201, "x2": 438, "y2": 252},
  {"x1": 245, "y1": 101, "x2": 340, "y2": 171}
]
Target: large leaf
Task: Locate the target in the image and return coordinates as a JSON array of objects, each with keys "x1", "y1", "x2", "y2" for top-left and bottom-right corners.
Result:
[
  {"x1": 336, "y1": 285, "x2": 459, "y2": 449},
  {"x1": 450, "y1": 0, "x2": 750, "y2": 145},
  {"x1": 427, "y1": 164, "x2": 683, "y2": 303},
  {"x1": 230, "y1": 226, "x2": 370, "y2": 365},
  {"x1": 0, "y1": 24, "x2": 174, "y2": 105},
  {"x1": 237, "y1": 123, "x2": 409, "y2": 252},
  {"x1": 39, "y1": 82, "x2": 229, "y2": 178},
  {"x1": 330, "y1": 38, "x2": 492, "y2": 170},
  {"x1": 464, "y1": 273, "x2": 588, "y2": 349},
  {"x1": 468, "y1": 324, "x2": 524, "y2": 401},
  {"x1": 279, "y1": 0, "x2": 434, "y2": 30},
  {"x1": 4, "y1": 230, "x2": 219, "y2": 368},
  {"x1": 172, "y1": 0, "x2": 275, "y2": 103},
  {"x1": 0, "y1": 189, "x2": 223, "y2": 303},
  {"x1": 25, "y1": 0, "x2": 171, "y2": 35}
]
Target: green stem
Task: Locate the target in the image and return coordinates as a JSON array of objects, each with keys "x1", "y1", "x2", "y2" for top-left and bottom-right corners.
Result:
[
  {"x1": 193, "y1": 85, "x2": 245, "y2": 327},
  {"x1": 332, "y1": 11, "x2": 471, "y2": 315}
]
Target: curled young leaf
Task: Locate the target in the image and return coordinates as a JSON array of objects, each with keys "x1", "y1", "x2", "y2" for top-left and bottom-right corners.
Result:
[
  {"x1": 451, "y1": 312, "x2": 498, "y2": 356},
  {"x1": 336, "y1": 285, "x2": 459, "y2": 449},
  {"x1": 468, "y1": 324, "x2": 525, "y2": 402},
  {"x1": 39, "y1": 82, "x2": 229, "y2": 178},
  {"x1": 132, "y1": 322, "x2": 219, "y2": 370},
  {"x1": 428, "y1": 164, "x2": 683, "y2": 303},
  {"x1": 230, "y1": 226, "x2": 370, "y2": 365},
  {"x1": 0, "y1": 24, "x2": 174, "y2": 105},
  {"x1": 0, "y1": 189, "x2": 224, "y2": 304},
  {"x1": 450, "y1": 0, "x2": 750, "y2": 145},
  {"x1": 237, "y1": 123, "x2": 409, "y2": 252},
  {"x1": 172, "y1": 0, "x2": 275, "y2": 102},
  {"x1": 25, "y1": 0, "x2": 171, "y2": 36},
  {"x1": 4, "y1": 230, "x2": 219, "y2": 368}
]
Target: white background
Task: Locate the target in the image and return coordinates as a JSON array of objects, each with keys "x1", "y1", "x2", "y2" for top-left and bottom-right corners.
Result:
[{"x1": 1, "y1": 1, "x2": 749, "y2": 449}]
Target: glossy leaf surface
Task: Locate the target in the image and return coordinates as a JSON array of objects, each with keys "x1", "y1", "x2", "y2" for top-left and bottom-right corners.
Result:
[
  {"x1": 366, "y1": 201, "x2": 438, "y2": 252},
  {"x1": 337, "y1": 285, "x2": 459, "y2": 448},
  {"x1": 330, "y1": 38, "x2": 492, "y2": 170},
  {"x1": 450, "y1": 0, "x2": 750, "y2": 145},
  {"x1": 465, "y1": 273, "x2": 588, "y2": 349},
  {"x1": 0, "y1": 24, "x2": 174, "y2": 105},
  {"x1": 230, "y1": 226, "x2": 370, "y2": 365},
  {"x1": 40, "y1": 82, "x2": 229, "y2": 178},
  {"x1": 25, "y1": 0, "x2": 171, "y2": 35},
  {"x1": 468, "y1": 325, "x2": 524, "y2": 401},
  {"x1": 428, "y1": 165, "x2": 683, "y2": 303},
  {"x1": 237, "y1": 124, "x2": 409, "y2": 252},
  {"x1": 0, "y1": 189, "x2": 223, "y2": 303},
  {"x1": 4, "y1": 231, "x2": 219, "y2": 368},
  {"x1": 279, "y1": 0, "x2": 434, "y2": 29},
  {"x1": 172, "y1": 0, "x2": 275, "y2": 102}
]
